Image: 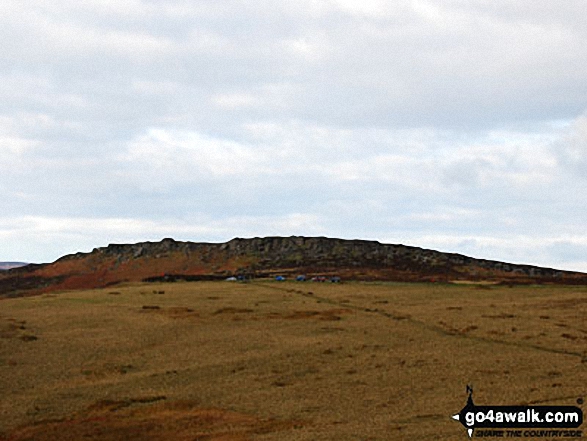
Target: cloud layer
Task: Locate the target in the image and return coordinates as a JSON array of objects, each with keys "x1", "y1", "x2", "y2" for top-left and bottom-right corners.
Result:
[{"x1": 1, "y1": 0, "x2": 587, "y2": 270}]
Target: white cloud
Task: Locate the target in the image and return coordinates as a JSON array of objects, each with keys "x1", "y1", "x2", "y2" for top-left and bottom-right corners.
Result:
[
  {"x1": 329, "y1": 0, "x2": 389, "y2": 17},
  {"x1": 283, "y1": 37, "x2": 329, "y2": 62},
  {"x1": 0, "y1": 3, "x2": 174, "y2": 64},
  {"x1": 0, "y1": 213, "x2": 326, "y2": 263},
  {"x1": 555, "y1": 113, "x2": 587, "y2": 177},
  {"x1": 1, "y1": 0, "x2": 587, "y2": 273},
  {"x1": 211, "y1": 93, "x2": 261, "y2": 110},
  {"x1": 120, "y1": 129, "x2": 271, "y2": 184},
  {"x1": 380, "y1": 233, "x2": 587, "y2": 272}
]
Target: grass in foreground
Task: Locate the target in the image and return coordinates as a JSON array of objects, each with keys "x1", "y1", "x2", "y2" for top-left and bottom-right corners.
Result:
[{"x1": 1, "y1": 281, "x2": 586, "y2": 440}]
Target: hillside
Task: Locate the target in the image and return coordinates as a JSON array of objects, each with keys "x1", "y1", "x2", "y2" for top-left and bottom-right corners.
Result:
[{"x1": 1, "y1": 236, "x2": 586, "y2": 297}]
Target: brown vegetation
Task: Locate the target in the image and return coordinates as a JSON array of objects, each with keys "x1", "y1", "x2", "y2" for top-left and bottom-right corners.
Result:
[
  {"x1": 2, "y1": 237, "x2": 586, "y2": 298},
  {"x1": 1, "y1": 281, "x2": 586, "y2": 440}
]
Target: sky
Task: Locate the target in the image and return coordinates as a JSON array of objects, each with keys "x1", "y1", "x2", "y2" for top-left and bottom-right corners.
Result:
[{"x1": 2, "y1": 0, "x2": 587, "y2": 271}]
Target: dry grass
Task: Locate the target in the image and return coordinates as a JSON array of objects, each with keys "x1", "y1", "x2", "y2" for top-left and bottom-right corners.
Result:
[{"x1": 1, "y1": 281, "x2": 586, "y2": 440}]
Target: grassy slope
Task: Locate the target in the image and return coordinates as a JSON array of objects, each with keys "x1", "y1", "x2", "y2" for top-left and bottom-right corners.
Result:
[{"x1": 1, "y1": 281, "x2": 586, "y2": 440}]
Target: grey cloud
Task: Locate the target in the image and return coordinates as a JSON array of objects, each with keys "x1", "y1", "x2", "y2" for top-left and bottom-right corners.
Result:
[
  {"x1": 1, "y1": 0, "x2": 587, "y2": 270},
  {"x1": 2, "y1": 0, "x2": 587, "y2": 135},
  {"x1": 554, "y1": 115, "x2": 587, "y2": 179},
  {"x1": 547, "y1": 241, "x2": 587, "y2": 263}
]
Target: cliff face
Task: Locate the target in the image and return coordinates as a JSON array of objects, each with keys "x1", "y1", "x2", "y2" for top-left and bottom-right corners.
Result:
[{"x1": 1, "y1": 236, "x2": 585, "y2": 297}]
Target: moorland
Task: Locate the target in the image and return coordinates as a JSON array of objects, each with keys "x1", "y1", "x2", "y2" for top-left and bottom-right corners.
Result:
[
  {"x1": 1, "y1": 280, "x2": 586, "y2": 440},
  {"x1": 2, "y1": 237, "x2": 587, "y2": 299}
]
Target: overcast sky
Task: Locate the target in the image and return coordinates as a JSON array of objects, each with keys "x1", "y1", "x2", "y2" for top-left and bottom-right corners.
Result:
[{"x1": 2, "y1": 0, "x2": 587, "y2": 271}]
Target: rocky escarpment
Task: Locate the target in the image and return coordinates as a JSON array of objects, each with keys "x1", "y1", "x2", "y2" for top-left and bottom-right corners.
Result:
[
  {"x1": 219, "y1": 237, "x2": 567, "y2": 278},
  {"x1": 88, "y1": 236, "x2": 573, "y2": 279},
  {"x1": 1, "y1": 236, "x2": 586, "y2": 297}
]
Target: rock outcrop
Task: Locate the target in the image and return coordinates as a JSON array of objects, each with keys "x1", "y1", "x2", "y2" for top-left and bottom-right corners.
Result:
[{"x1": 1, "y1": 236, "x2": 586, "y2": 297}]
